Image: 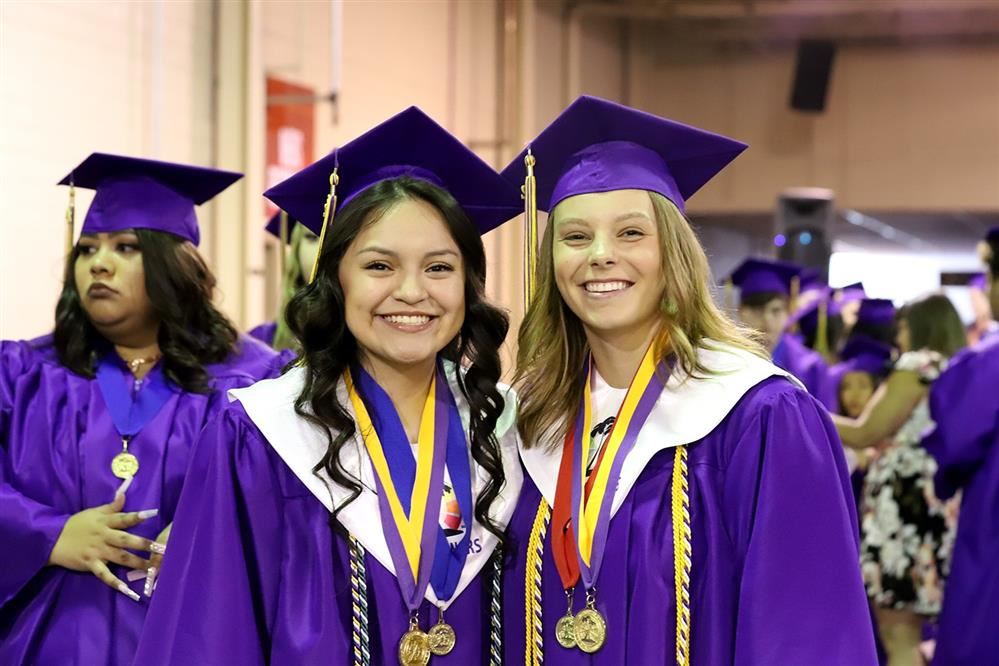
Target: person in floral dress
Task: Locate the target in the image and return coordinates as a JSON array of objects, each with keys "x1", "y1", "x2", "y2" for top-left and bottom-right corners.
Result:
[{"x1": 833, "y1": 293, "x2": 967, "y2": 666}]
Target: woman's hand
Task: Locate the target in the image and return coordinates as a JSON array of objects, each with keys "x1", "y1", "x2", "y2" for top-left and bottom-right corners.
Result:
[
  {"x1": 47, "y1": 490, "x2": 158, "y2": 601},
  {"x1": 144, "y1": 522, "x2": 172, "y2": 597}
]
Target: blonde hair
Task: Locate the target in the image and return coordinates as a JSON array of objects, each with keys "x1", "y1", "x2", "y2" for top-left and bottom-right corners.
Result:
[
  {"x1": 272, "y1": 223, "x2": 311, "y2": 352},
  {"x1": 514, "y1": 191, "x2": 765, "y2": 449}
]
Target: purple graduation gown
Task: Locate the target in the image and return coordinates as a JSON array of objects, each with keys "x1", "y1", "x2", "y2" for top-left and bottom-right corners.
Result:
[
  {"x1": 248, "y1": 321, "x2": 277, "y2": 348},
  {"x1": 773, "y1": 332, "x2": 835, "y2": 410},
  {"x1": 504, "y1": 377, "x2": 878, "y2": 665},
  {"x1": 0, "y1": 333, "x2": 283, "y2": 666},
  {"x1": 924, "y1": 334, "x2": 999, "y2": 666},
  {"x1": 133, "y1": 400, "x2": 509, "y2": 665}
]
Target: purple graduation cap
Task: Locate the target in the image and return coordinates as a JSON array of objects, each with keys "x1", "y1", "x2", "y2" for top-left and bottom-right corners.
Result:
[
  {"x1": 787, "y1": 288, "x2": 842, "y2": 338},
  {"x1": 856, "y1": 298, "x2": 897, "y2": 328},
  {"x1": 830, "y1": 335, "x2": 893, "y2": 388},
  {"x1": 264, "y1": 210, "x2": 301, "y2": 244},
  {"x1": 835, "y1": 282, "x2": 867, "y2": 304},
  {"x1": 58, "y1": 153, "x2": 242, "y2": 246},
  {"x1": 264, "y1": 107, "x2": 522, "y2": 237},
  {"x1": 727, "y1": 257, "x2": 803, "y2": 300},
  {"x1": 499, "y1": 95, "x2": 747, "y2": 213}
]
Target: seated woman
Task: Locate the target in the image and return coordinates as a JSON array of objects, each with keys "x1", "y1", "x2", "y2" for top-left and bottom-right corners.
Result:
[
  {"x1": 133, "y1": 107, "x2": 525, "y2": 664},
  {"x1": 833, "y1": 293, "x2": 967, "y2": 666},
  {"x1": 0, "y1": 153, "x2": 283, "y2": 665},
  {"x1": 502, "y1": 95, "x2": 876, "y2": 665},
  {"x1": 249, "y1": 211, "x2": 319, "y2": 353}
]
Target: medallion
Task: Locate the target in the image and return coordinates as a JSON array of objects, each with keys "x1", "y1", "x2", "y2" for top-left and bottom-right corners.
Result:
[
  {"x1": 111, "y1": 451, "x2": 139, "y2": 479},
  {"x1": 573, "y1": 607, "x2": 607, "y2": 654},
  {"x1": 427, "y1": 620, "x2": 456, "y2": 656},
  {"x1": 398, "y1": 628, "x2": 431, "y2": 666},
  {"x1": 555, "y1": 613, "x2": 577, "y2": 648}
]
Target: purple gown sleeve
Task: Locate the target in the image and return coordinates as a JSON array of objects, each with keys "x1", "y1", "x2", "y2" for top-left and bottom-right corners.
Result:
[
  {"x1": 724, "y1": 386, "x2": 877, "y2": 665},
  {"x1": 924, "y1": 343, "x2": 999, "y2": 500},
  {"x1": 0, "y1": 341, "x2": 71, "y2": 606},
  {"x1": 134, "y1": 404, "x2": 285, "y2": 665}
]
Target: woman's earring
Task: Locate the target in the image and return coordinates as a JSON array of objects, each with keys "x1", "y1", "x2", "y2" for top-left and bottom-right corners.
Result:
[{"x1": 665, "y1": 299, "x2": 679, "y2": 316}]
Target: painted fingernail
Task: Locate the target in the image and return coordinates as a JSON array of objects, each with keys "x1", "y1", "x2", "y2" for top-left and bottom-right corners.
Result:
[
  {"x1": 149, "y1": 542, "x2": 167, "y2": 555},
  {"x1": 144, "y1": 567, "x2": 157, "y2": 597},
  {"x1": 117, "y1": 582, "x2": 141, "y2": 602},
  {"x1": 126, "y1": 569, "x2": 148, "y2": 582},
  {"x1": 136, "y1": 509, "x2": 159, "y2": 520},
  {"x1": 115, "y1": 475, "x2": 134, "y2": 499}
]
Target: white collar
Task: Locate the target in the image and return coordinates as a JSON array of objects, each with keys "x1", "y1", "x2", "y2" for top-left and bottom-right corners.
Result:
[
  {"x1": 228, "y1": 361, "x2": 523, "y2": 609},
  {"x1": 518, "y1": 342, "x2": 799, "y2": 517}
]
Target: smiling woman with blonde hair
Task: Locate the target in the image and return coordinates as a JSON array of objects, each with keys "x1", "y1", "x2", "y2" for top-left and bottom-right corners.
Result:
[{"x1": 500, "y1": 96, "x2": 877, "y2": 665}]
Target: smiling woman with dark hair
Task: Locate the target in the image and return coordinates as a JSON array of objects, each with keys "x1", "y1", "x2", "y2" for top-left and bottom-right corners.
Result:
[
  {"x1": 134, "y1": 108, "x2": 524, "y2": 665},
  {"x1": 0, "y1": 154, "x2": 283, "y2": 666}
]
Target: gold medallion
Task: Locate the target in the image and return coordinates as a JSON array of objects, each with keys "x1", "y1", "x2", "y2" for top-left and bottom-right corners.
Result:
[
  {"x1": 572, "y1": 607, "x2": 607, "y2": 654},
  {"x1": 427, "y1": 620, "x2": 456, "y2": 656},
  {"x1": 398, "y1": 628, "x2": 431, "y2": 666},
  {"x1": 555, "y1": 613, "x2": 577, "y2": 648},
  {"x1": 111, "y1": 451, "x2": 139, "y2": 479}
]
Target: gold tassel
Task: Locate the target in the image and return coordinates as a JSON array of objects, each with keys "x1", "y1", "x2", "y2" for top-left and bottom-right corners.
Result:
[
  {"x1": 815, "y1": 299, "x2": 829, "y2": 356},
  {"x1": 308, "y1": 167, "x2": 339, "y2": 285},
  {"x1": 724, "y1": 279, "x2": 734, "y2": 312},
  {"x1": 523, "y1": 149, "x2": 539, "y2": 310},
  {"x1": 65, "y1": 178, "x2": 76, "y2": 256},
  {"x1": 278, "y1": 210, "x2": 289, "y2": 280},
  {"x1": 789, "y1": 275, "x2": 800, "y2": 315}
]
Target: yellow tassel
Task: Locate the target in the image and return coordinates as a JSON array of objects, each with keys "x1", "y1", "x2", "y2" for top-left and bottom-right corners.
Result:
[
  {"x1": 278, "y1": 210, "x2": 289, "y2": 280},
  {"x1": 65, "y1": 179, "x2": 76, "y2": 257},
  {"x1": 815, "y1": 299, "x2": 829, "y2": 356},
  {"x1": 523, "y1": 149, "x2": 539, "y2": 310},
  {"x1": 724, "y1": 279, "x2": 734, "y2": 312},
  {"x1": 789, "y1": 275, "x2": 800, "y2": 315},
  {"x1": 309, "y1": 168, "x2": 339, "y2": 285}
]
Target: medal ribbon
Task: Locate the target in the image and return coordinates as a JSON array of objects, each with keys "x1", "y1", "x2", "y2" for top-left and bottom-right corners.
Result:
[
  {"x1": 347, "y1": 363, "x2": 472, "y2": 610},
  {"x1": 551, "y1": 345, "x2": 670, "y2": 591},
  {"x1": 95, "y1": 354, "x2": 176, "y2": 441}
]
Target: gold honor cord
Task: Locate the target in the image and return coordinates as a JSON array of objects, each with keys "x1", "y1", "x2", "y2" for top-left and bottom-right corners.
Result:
[
  {"x1": 309, "y1": 168, "x2": 339, "y2": 285},
  {"x1": 671, "y1": 445, "x2": 693, "y2": 666},
  {"x1": 278, "y1": 209, "x2": 289, "y2": 280},
  {"x1": 524, "y1": 499, "x2": 552, "y2": 666},
  {"x1": 523, "y1": 447, "x2": 693, "y2": 665},
  {"x1": 65, "y1": 179, "x2": 76, "y2": 256},
  {"x1": 523, "y1": 149, "x2": 539, "y2": 309}
]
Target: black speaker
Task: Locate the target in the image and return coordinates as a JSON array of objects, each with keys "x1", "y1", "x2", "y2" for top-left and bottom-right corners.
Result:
[
  {"x1": 775, "y1": 188, "x2": 835, "y2": 277},
  {"x1": 790, "y1": 40, "x2": 836, "y2": 112}
]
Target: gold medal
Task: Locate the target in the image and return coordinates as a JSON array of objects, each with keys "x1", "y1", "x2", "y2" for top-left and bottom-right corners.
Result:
[
  {"x1": 573, "y1": 607, "x2": 606, "y2": 653},
  {"x1": 555, "y1": 613, "x2": 577, "y2": 648},
  {"x1": 111, "y1": 451, "x2": 139, "y2": 479},
  {"x1": 427, "y1": 621, "x2": 456, "y2": 656},
  {"x1": 398, "y1": 615, "x2": 431, "y2": 666}
]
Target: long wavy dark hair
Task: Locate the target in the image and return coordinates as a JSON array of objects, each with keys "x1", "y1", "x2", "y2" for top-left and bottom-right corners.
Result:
[
  {"x1": 285, "y1": 176, "x2": 510, "y2": 541},
  {"x1": 53, "y1": 229, "x2": 239, "y2": 393}
]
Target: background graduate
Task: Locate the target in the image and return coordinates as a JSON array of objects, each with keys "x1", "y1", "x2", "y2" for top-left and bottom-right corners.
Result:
[
  {"x1": 0, "y1": 153, "x2": 283, "y2": 665},
  {"x1": 922, "y1": 226, "x2": 999, "y2": 666},
  {"x1": 248, "y1": 210, "x2": 319, "y2": 352}
]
